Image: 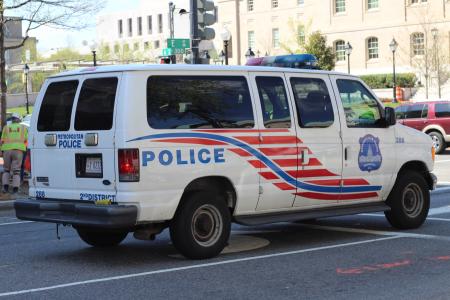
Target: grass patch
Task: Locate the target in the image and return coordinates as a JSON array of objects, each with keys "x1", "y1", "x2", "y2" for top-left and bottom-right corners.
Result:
[{"x1": 7, "y1": 106, "x2": 33, "y2": 116}]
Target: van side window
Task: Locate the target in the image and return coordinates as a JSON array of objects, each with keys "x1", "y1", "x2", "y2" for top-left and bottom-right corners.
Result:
[
  {"x1": 255, "y1": 77, "x2": 291, "y2": 128},
  {"x1": 75, "y1": 78, "x2": 118, "y2": 131},
  {"x1": 336, "y1": 79, "x2": 383, "y2": 128},
  {"x1": 147, "y1": 76, "x2": 254, "y2": 129},
  {"x1": 290, "y1": 77, "x2": 334, "y2": 128},
  {"x1": 435, "y1": 103, "x2": 450, "y2": 118},
  {"x1": 37, "y1": 80, "x2": 78, "y2": 132}
]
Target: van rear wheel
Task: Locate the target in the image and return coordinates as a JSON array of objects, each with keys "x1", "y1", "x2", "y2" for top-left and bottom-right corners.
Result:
[
  {"x1": 76, "y1": 227, "x2": 128, "y2": 247},
  {"x1": 384, "y1": 171, "x2": 429, "y2": 229},
  {"x1": 170, "y1": 191, "x2": 231, "y2": 259}
]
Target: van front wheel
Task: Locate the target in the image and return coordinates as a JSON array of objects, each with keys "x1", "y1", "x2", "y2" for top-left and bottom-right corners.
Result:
[
  {"x1": 384, "y1": 171, "x2": 429, "y2": 229},
  {"x1": 76, "y1": 227, "x2": 128, "y2": 247},
  {"x1": 170, "y1": 191, "x2": 231, "y2": 259}
]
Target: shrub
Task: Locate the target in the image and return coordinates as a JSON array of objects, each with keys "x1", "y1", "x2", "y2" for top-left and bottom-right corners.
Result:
[{"x1": 360, "y1": 73, "x2": 416, "y2": 89}]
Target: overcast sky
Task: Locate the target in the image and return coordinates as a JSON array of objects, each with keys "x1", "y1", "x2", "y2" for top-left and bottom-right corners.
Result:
[{"x1": 32, "y1": 0, "x2": 141, "y2": 52}]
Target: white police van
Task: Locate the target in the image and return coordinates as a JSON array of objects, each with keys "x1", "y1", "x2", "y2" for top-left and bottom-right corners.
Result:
[{"x1": 15, "y1": 64, "x2": 437, "y2": 259}]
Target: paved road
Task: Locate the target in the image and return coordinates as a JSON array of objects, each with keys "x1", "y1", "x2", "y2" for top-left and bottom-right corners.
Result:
[{"x1": 1, "y1": 191, "x2": 450, "y2": 300}]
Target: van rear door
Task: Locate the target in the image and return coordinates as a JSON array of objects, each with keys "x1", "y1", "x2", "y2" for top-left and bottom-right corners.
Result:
[{"x1": 31, "y1": 73, "x2": 121, "y2": 202}]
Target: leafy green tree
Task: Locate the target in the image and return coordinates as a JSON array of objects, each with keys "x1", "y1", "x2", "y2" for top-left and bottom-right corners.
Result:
[
  {"x1": 46, "y1": 48, "x2": 91, "y2": 62},
  {"x1": 303, "y1": 31, "x2": 335, "y2": 71}
]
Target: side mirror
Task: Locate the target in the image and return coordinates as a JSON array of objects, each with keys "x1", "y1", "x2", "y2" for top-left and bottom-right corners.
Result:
[{"x1": 385, "y1": 107, "x2": 396, "y2": 127}]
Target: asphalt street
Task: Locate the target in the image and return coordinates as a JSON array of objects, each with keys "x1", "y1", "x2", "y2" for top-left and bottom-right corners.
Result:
[{"x1": 0, "y1": 153, "x2": 450, "y2": 299}]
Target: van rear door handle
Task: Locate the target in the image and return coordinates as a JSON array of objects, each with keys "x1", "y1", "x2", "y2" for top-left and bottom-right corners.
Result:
[{"x1": 344, "y1": 146, "x2": 350, "y2": 160}]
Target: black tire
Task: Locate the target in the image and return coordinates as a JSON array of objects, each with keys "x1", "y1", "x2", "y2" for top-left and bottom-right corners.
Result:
[
  {"x1": 384, "y1": 171, "x2": 430, "y2": 229},
  {"x1": 76, "y1": 227, "x2": 128, "y2": 247},
  {"x1": 429, "y1": 131, "x2": 445, "y2": 154},
  {"x1": 170, "y1": 191, "x2": 231, "y2": 259}
]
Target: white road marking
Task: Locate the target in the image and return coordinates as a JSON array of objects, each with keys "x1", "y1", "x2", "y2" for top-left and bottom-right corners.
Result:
[
  {"x1": 435, "y1": 160, "x2": 450, "y2": 163},
  {"x1": 360, "y1": 213, "x2": 450, "y2": 222},
  {"x1": 429, "y1": 206, "x2": 450, "y2": 216},
  {"x1": 0, "y1": 221, "x2": 33, "y2": 226},
  {"x1": 0, "y1": 236, "x2": 401, "y2": 297},
  {"x1": 437, "y1": 181, "x2": 450, "y2": 185},
  {"x1": 298, "y1": 223, "x2": 450, "y2": 241}
]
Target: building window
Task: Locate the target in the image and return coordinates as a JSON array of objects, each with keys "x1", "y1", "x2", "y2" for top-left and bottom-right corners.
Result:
[
  {"x1": 248, "y1": 0, "x2": 254, "y2": 11},
  {"x1": 367, "y1": 0, "x2": 378, "y2": 9},
  {"x1": 335, "y1": 0, "x2": 345, "y2": 13},
  {"x1": 272, "y1": 28, "x2": 280, "y2": 48},
  {"x1": 272, "y1": 0, "x2": 278, "y2": 8},
  {"x1": 298, "y1": 0, "x2": 304, "y2": 5},
  {"x1": 118, "y1": 20, "x2": 123, "y2": 38},
  {"x1": 144, "y1": 42, "x2": 150, "y2": 50},
  {"x1": 367, "y1": 37, "x2": 379, "y2": 59},
  {"x1": 335, "y1": 40, "x2": 346, "y2": 61},
  {"x1": 411, "y1": 0, "x2": 427, "y2": 4},
  {"x1": 411, "y1": 32, "x2": 425, "y2": 56},
  {"x1": 297, "y1": 25, "x2": 305, "y2": 45},
  {"x1": 134, "y1": 42, "x2": 139, "y2": 51},
  {"x1": 128, "y1": 18, "x2": 132, "y2": 37},
  {"x1": 137, "y1": 17, "x2": 142, "y2": 36},
  {"x1": 158, "y1": 14, "x2": 163, "y2": 33},
  {"x1": 114, "y1": 44, "x2": 120, "y2": 54},
  {"x1": 124, "y1": 44, "x2": 130, "y2": 52},
  {"x1": 248, "y1": 31, "x2": 255, "y2": 49},
  {"x1": 154, "y1": 40, "x2": 160, "y2": 49}
]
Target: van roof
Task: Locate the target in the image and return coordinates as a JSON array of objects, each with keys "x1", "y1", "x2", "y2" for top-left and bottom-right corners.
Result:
[{"x1": 49, "y1": 64, "x2": 356, "y2": 79}]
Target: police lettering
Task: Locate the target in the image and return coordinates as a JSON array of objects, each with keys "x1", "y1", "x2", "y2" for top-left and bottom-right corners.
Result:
[
  {"x1": 142, "y1": 148, "x2": 226, "y2": 166},
  {"x1": 58, "y1": 139, "x2": 82, "y2": 149}
]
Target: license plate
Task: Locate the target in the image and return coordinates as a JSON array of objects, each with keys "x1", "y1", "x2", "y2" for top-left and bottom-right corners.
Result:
[{"x1": 86, "y1": 157, "x2": 102, "y2": 174}]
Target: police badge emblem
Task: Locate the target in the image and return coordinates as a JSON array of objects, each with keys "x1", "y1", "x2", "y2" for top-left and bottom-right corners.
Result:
[{"x1": 358, "y1": 134, "x2": 382, "y2": 172}]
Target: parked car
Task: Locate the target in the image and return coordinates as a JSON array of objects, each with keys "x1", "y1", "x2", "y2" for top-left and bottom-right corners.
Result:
[{"x1": 395, "y1": 101, "x2": 450, "y2": 153}]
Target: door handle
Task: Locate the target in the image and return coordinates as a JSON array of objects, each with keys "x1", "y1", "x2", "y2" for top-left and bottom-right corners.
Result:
[
  {"x1": 301, "y1": 149, "x2": 310, "y2": 165},
  {"x1": 344, "y1": 146, "x2": 349, "y2": 160}
]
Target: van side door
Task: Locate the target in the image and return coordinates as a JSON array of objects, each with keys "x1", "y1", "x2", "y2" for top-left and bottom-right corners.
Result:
[
  {"x1": 249, "y1": 72, "x2": 298, "y2": 211},
  {"x1": 330, "y1": 75, "x2": 396, "y2": 203},
  {"x1": 285, "y1": 73, "x2": 342, "y2": 207}
]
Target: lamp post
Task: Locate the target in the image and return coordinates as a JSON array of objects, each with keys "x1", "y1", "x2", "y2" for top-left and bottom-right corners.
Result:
[
  {"x1": 344, "y1": 42, "x2": 352, "y2": 74},
  {"x1": 431, "y1": 27, "x2": 441, "y2": 99},
  {"x1": 219, "y1": 50, "x2": 225, "y2": 65},
  {"x1": 90, "y1": 42, "x2": 98, "y2": 66},
  {"x1": 23, "y1": 64, "x2": 30, "y2": 115},
  {"x1": 220, "y1": 28, "x2": 231, "y2": 65},
  {"x1": 389, "y1": 38, "x2": 398, "y2": 103},
  {"x1": 245, "y1": 47, "x2": 255, "y2": 62}
]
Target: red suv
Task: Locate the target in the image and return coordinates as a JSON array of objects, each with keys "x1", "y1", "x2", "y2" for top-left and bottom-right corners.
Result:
[{"x1": 395, "y1": 101, "x2": 450, "y2": 153}]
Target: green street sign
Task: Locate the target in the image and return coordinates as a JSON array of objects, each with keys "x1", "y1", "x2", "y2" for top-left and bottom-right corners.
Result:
[
  {"x1": 162, "y1": 48, "x2": 174, "y2": 56},
  {"x1": 166, "y1": 38, "x2": 191, "y2": 50}
]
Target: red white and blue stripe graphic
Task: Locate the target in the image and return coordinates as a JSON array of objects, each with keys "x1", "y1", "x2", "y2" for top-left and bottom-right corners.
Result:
[{"x1": 128, "y1": 129, "x2": 381, "y2": 200}]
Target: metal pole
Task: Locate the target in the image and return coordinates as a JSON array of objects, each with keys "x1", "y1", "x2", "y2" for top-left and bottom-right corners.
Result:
[
  {"x1": 435, "y1": 37, "x2": 441, "y2": 99},
  {"x1": 169, "y1": 2, "x2": 176, "y2": 64},
  {"x1": 224, "y1": 41, "x2": 229, "y2": 65},
  {"x1": 392, "y1": 51, "x2": 397, "y2": 103},
  {"x1": 347, "y1": 53, "x2": 350, "y2": 74},
  {"x1": 25, "y1": 73, "x2": 29, "y2": 115},
  {"x1": 92, "y1": 51, "x2": 97, "y2": 66},
  {"x1": 190, "y1": 0, "x2": 199, "y2": 64}
]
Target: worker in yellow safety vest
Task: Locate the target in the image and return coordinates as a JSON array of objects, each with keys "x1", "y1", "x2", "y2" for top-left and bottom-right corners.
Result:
[{"x1": 0, "y1": 113, "x2": 28, "y2": 194}]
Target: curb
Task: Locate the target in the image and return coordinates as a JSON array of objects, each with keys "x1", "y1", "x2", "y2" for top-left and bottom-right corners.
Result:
[{"x1": 0, "y1": 200, "x2": 14, "y2": 211}]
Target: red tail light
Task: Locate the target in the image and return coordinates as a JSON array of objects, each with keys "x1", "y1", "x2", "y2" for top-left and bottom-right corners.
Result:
[{"x1": 118, "y1": 149, "x2": 140, "y2": 182}]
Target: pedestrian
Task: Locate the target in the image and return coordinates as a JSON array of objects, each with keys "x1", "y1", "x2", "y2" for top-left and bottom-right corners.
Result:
[{"x1": 0, "y1": 113, "x2": 28, "y2": 194}]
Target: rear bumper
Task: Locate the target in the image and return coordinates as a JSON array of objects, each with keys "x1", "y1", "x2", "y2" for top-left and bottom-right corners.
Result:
[{"x1": 14, "y1": 199, "x2": 138, "y2": 229}]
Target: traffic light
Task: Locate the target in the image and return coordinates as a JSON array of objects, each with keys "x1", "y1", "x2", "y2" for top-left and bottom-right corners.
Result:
[{"x1": 197, "y1": 0, "x2": 216, "y2": 41}]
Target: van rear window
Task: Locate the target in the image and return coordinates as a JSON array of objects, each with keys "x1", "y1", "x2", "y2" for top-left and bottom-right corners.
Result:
[
  {"x1": 75, "y1": 78, "x2": 118, "y2": 131},
  {"x1": 37, "y1": 80, "x2": 78, "y2": 132},
  {"x1": 147, "y1": 76, "x2": 254, "y2": 129}
]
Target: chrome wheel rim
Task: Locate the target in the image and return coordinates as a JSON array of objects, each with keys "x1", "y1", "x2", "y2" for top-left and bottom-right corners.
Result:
[
  {"x1": 191, "y1": 204, "x2": 222, "y2": 247},
  {"x1": 402, "y1": 183, "x2": 424, "y2": 218},
  {"x1": 431, "y1": 135, "x2": 440, "y2": 151}
]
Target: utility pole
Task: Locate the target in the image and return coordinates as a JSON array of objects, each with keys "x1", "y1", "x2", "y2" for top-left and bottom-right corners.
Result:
[
  {"x1": 235, "y1": 0, "x2": 241, "y2": 65},
  {"x1": 190, "y1": 0, "x2": 199, "y2": 64},
  {"x1": 0, "y1": 2, "x2": 7, "y2": 127}
]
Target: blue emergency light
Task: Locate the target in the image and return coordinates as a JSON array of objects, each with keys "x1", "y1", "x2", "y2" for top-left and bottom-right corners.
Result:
[{"x1": 246, "y1": 54, "x2": 319, "y2": 70}]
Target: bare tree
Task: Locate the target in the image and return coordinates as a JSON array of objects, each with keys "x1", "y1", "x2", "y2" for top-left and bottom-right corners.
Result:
[{"x1": 0, "y1": 0, "x2": 105, "y2": 125}]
